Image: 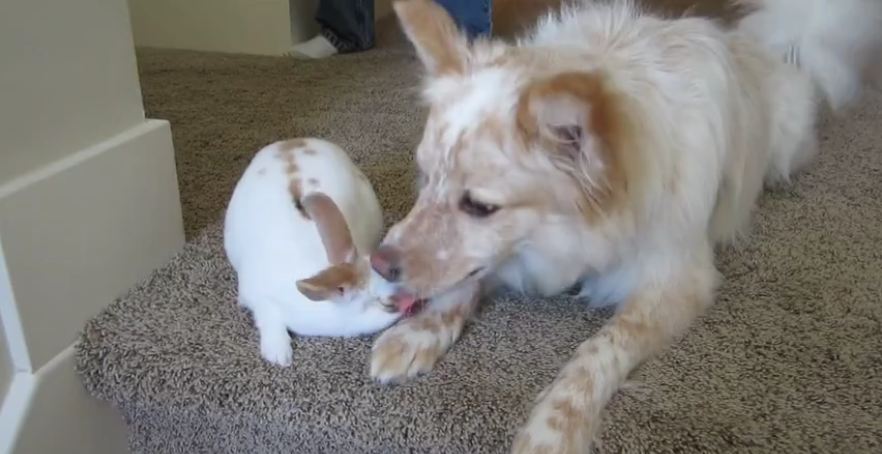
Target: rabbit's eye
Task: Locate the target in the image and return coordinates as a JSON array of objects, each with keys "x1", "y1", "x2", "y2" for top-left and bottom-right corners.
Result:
[{"x1": 336, "y1": 287, "x2": 345, "y2": 295}]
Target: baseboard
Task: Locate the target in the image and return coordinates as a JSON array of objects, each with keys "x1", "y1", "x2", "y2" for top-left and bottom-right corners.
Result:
[
  {"x1": 0, "y1": 346, "x2": 128, "y2": 454},
  {"x1": 0, "y1": 119, "x2": 185, "y2": 370}
]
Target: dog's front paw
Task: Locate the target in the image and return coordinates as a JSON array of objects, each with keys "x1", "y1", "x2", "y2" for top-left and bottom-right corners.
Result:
[
  {"x1": 260, "y1": 336, "x2": 293, "y2": 367},
  {"x1": 371, "y1": 283, "x2": 478, "y2": 383},
  {"x1": 511, "y1": 395, "x2": 596, "y2": 454},
  {"x1": 370, "y1": 315, "x2": 459, "y2": 383}
]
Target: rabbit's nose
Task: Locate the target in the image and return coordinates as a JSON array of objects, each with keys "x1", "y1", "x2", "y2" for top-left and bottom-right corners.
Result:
[{"x1": 371, "y1": 244, "x2": 402, "y2": 282}]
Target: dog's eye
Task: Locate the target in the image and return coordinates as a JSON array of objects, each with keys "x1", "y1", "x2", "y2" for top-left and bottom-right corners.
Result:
[{"x1": 459, "y1": 191, "x2": 500, "y2": 218}]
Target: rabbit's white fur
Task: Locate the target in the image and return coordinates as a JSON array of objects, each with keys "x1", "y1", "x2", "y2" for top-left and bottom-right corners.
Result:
[{"x1": 224, "y1": 138, "x2": 400, "y2": 366}]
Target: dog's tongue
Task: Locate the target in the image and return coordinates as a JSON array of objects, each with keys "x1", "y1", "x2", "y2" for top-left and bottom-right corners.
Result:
[{"x1": 391, "y1": 292, "x2": 423, "y2": 316}]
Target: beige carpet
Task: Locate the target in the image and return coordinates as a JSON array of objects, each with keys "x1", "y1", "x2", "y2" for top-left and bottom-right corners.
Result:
[{"x1": 77, "y1": 4, "x2": 882, "y2": 453}]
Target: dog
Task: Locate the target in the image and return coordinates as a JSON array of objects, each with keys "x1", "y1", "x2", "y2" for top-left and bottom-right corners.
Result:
[{"x1": 368, "y1": 0, "x2": 882, "y2": 451}]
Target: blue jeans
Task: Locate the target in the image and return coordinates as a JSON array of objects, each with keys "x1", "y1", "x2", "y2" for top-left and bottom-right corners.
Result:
[
  {"x1": 436, "y1": 0, "x2": 493, "y2": 39},
  {"x1": 317, "y1": 0, "x2": 492, "y2": 53}
]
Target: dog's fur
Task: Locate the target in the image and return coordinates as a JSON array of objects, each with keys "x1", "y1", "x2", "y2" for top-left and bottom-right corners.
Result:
[{"x1": 370, "y1": 0, "x2": 882, "y2": 451}]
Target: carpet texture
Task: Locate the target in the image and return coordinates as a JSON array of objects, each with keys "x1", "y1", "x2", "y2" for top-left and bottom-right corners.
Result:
[{"x1": 77, "y1": 7, "x2": 882, "y2": 454}]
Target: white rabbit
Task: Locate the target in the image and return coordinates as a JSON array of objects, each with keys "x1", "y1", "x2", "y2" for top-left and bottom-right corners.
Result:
[{"x1": 224, "y1": 138, "x2": 405, "y2": 366}]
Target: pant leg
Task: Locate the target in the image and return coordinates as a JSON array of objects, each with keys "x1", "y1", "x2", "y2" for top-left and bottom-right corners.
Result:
[
  {"x1": 435, "y1": 0, "x2": 492, "y2": 39},
  {"x1": 315, "y1": 0, "x2": 375, "y2": 53}
]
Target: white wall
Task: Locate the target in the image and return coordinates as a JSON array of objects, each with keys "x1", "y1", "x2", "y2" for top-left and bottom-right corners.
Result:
[
  {"x1": 290, "y1": 0, "x2": 321, "y2": 48},
  {"x1": 129, "y1": 0, "x2": 394, "y2": 55},
  {"x1": 0, "y1": 0, "x2": 145, "y2": 185},
  {"x1": 0, "y1": 0, "x2": 184, "y2": 451},
  {"x1": 130, "y1": 0, "x2": 295, "y2": 56},
  {"x1": 0, "y1": 322, "x2": 10, "y2": 400}
]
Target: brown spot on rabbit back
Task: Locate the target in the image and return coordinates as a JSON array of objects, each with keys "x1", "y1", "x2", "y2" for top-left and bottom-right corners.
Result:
[
  {"x1": 275, "y1": 147, "x2": 299, "y2": 175},
  {"x1": 280, "y1": 138, "x2": 307, "y2": 151},
  {"x1": 289, "y1": 179, "x2": 309, "y2": 219}
]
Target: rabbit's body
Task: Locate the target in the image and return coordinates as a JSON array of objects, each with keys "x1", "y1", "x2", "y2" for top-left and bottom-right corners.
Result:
[{"x1": 224, "y1": 138, "x2": 400, "y2": 365}]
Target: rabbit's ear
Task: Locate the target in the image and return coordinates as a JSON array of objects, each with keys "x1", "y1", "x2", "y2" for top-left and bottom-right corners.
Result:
[
  {"x1": 296, "y1": 264, "x2": 358, "y2": 302},
  {"x1": 302, "y1": 192, "x2": 356, "y2": 264}
]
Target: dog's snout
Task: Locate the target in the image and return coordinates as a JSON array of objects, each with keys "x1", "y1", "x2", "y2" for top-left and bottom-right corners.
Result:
[{"x1": 371, "y1": 244, "x2": 403, "y2": 282}]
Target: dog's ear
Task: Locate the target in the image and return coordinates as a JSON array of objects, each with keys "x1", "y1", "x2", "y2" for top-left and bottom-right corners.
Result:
[
  {"x1": 517, "y1": 72, "x2": 627, "y2": 210},
  {"x1": 393, "y1": 0, "x2": 468, "y2": 76}
]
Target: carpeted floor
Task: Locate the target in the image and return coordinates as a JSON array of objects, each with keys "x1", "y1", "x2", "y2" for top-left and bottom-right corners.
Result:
[{"x1": 77, "y1": 3, "x2": 882, "y2": 453}]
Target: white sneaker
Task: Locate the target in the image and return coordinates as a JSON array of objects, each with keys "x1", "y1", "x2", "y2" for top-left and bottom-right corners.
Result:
[{"x1": 287, "y1": 35, "x2": 338, "y2": 59}]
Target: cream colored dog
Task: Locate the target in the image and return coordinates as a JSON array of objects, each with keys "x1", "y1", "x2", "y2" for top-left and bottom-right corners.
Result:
[{"x1": 368, "y1": 0, "x2": 882, "y2": 451}]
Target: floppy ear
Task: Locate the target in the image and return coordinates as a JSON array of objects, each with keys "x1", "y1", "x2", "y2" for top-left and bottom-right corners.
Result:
[
  {"x1": 517, "y1": 72, "x2": 626, "y2": 207},
  {"x1": 296, "y1": 264, "x2": 358, "y2": 302},
  {"x1": 301, "y1": 192, "x2": 355, "y2": 264},
  {"x1": 393, "y1": 0, "x2": 468, "y2": 76}
]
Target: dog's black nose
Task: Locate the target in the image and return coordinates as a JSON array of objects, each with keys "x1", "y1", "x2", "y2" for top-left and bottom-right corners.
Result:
[{"x1": 370, "y1": 244, "x2": 403, "y2": 282}]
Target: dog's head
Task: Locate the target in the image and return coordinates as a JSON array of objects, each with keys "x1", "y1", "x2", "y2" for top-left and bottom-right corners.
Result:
[{"x1": 372, "y1": 0, "x2": 644, "y2": 298}]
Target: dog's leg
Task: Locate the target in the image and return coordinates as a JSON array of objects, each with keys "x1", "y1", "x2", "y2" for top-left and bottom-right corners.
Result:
[
  {"x1": 370, "y1": 280, "x2": 480, "y2": 383},
  {"x1": 511, "y1": 262, "x2": 716, "y2": 453}
]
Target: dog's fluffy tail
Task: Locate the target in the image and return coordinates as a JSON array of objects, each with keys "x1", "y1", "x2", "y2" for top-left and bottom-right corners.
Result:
[{"x1": 736, "y1": 0, "x2": 882, "y2": 111}]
